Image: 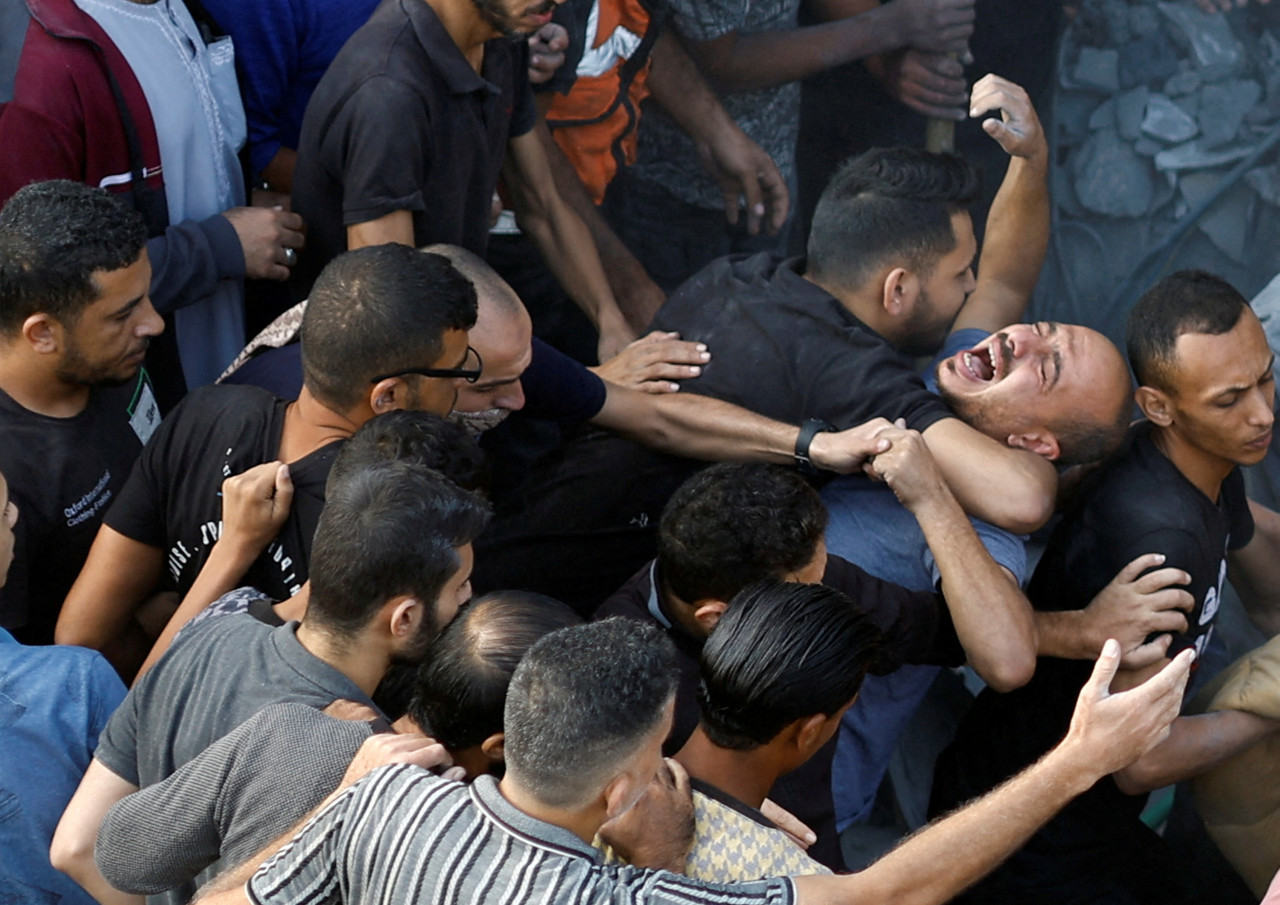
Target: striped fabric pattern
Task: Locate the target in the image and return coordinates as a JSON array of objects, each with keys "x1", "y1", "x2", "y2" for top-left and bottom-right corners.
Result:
[{"x1": 247, "y1": 766, "x2": 795, "y2": 905}]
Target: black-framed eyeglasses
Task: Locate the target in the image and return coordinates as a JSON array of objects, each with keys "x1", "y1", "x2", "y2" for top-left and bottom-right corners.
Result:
[{"x1": 370, "y1": 346, "x2": 483, "y2": 385}]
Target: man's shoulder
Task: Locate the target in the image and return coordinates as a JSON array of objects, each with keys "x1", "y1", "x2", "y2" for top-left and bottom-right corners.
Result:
[
  {"x1": 322, "y1": 0, "x2": 442, "y2": 93},
  {"x1": 157, "y1": 384, "x2": 282, "y2": 443},
  {"x1": 1071, "y1": 425, "x2": 1205, "y2": 529},
  {"x1": 655, "y1": 254, "x2": 868, "y2": 343},
  {"x1": 160, "y1": 611, "x2": 276, "y2": 665}
]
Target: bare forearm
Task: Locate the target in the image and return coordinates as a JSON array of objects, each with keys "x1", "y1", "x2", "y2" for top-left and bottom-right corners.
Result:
[
  {"x1": 1115, "y1": 711, "x2": 1280, "y2": 794},
  {"x1": 594, "y1": 388, "x2": 801, "y2": 462},
  {"x1": 912, "y1": 494, "x2": 1036, "y2": 691},
  {"x1": 647, "y1": 33, "x2": 736, "y2": 143},
  {"x1": 962, "y1": 154, "x2": 1050, "y2": 332},
  {"x1": 689, "y1": 4, "x2": 910, "y2": 94},
  {"x1": 56, "y1": 530, "x2": 164, "y2": 650},
  {"x1": 51, "y1": 761, "x2": 143, "y2": 905},
  {"x1": 534, "y1": 118, "x2": 662, "y2": 328},
  {"x1": 795, "y1": 745, "x2": 1093, "y2": 905},
  {"x1": 1034, "y1": 610, "x2": 1100, "y2": 660}
]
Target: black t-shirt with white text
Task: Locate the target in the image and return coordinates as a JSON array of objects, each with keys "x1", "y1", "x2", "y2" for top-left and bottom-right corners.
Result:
[
  {"x1": 0, "y1": 371, "x2": 160, "y2": 642},
  {"x1": 931, "y1": 422, "x2": 1254, "y2": 901},
  {"x1": 104, "y1": 385, "x2": 339, "y2": 600}
]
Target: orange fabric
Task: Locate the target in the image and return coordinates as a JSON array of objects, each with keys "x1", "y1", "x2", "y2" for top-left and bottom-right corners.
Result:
[{"x1": 545, "y1": 0, "x2": 654, "y2": 204}]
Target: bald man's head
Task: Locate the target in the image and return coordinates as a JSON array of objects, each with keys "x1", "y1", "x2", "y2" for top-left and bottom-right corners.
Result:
[{"x1": 423, "y1": 245, "x2": 532, "y2": 417}]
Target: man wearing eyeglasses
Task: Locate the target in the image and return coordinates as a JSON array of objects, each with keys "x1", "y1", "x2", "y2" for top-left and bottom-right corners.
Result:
[{"x1": 55, "y1": 244, "x2": 477, "y2": 676}]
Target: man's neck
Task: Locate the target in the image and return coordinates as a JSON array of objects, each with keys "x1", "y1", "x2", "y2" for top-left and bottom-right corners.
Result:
[
  {"x1": 497, "y1": 776, "x2": 604, "y2": 845},
  {"x1": 656, "y1": 583, "x2": 708, "y2": 646},
  {"x1": 1151, "y1": 426, "x2": 1234, "y2": 502},
  {"x1": 675, "y1": 727, "x2": 778, "y2": 811},
  {"x1": 294, "y1": 620, "x2": 389, "y2": 697},
  {"x1": 423, "y1": 0, "x2": 497, "y2": 68},
  {"x1": 0, "y1": 351, "x2": 91, "y2": 418},
  {"x1": 278, "y1": 386, "x2": 361, "y2": 463},
  {"x1": 804, "y1": 272, "x2": 885, "y2": 333}
]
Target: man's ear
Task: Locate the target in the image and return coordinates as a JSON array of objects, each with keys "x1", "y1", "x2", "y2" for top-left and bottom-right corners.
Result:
[
  {"x1": 369, "y1": 377, "x2": 409, "y2": 414},
  {"x1": 793, "y1": 713, "x2": 830, "y2": 757},
  {"x1": 1007, "y1": 429, "x2": 1060, "y2": 461},
  {"x1": 602, "y1": 771, "x2": 638, "y2": 821},
  {"x1": 1135, "y1": 386, "x2": 1172, "y2": 426},
  {"x1": 480, "y1": 732, "x2": 505, "y2": 764},
  {"x1": 881, "y1": 267, "x2": 919, "y2": 319},
  {"x1": 386, "y1": 595, "x2": 423, "y2": 642},
  {"x1": 692, "y1": 600, "x2": 727, "y2": 634},
  {"x1": 22, "y1": 313, "x2": 61, "y2": 354}
]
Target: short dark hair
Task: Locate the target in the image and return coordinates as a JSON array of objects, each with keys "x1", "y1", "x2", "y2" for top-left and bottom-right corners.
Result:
[
  {"x1": 658, "y1": 464, "x2": 827, "y2": 604},
  {"x1": 0, "y1": 180, "x2": 148, "y2": 335},
  {"x1": 301, "y1": 245, "x2": 478, "y2": 410},
  {"x1": 409, "y1": 591, "x2": 582, "y2": 750},
  {"x1": 504, "y1": 618, "x2": 677, "y2": 808},
  {"x1": 807, "y1": 148, "x2": 980, "y2": 291},
  {"x1": 1126, "y1": 270, "x2": 1249, "y2": 393},
  {"x1": 327, "y1": 410, "x2": 488, "y2": 495},
  {"x1": 1053, "y1": 406, "x2": 1133, "y2": 467},
  {"x1": 698, "y1": 580, "x2": 883, "y2": 751},
  {"x1": 307, "y1": 461, "x2": 490, "y2": 638}
]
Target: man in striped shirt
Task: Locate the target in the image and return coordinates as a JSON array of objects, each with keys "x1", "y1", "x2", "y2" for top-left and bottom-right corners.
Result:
[{"x1": 199, "y1": 618, "x2": 1192, "y2": 905}]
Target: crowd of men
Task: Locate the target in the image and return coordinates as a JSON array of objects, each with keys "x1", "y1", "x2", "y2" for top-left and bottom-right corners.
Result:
[{"x1": 2, "y1": 0, "x2": 1280, "y2": 902}]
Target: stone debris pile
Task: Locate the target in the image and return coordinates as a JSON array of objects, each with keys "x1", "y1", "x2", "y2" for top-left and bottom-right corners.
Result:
[{"x1": 1056, "y1": 0, "x2": 1280, "y2": 263}]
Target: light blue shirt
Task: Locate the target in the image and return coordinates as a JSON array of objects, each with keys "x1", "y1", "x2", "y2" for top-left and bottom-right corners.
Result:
[
  {"x1": 821, "y1": 328, "x2": 1028, "y2": 830},
  {"x1": 0, "y1": 628, "x2": 125, "y2": 904}
]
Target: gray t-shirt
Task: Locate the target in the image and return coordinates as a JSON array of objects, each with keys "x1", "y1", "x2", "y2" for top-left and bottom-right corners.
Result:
[
  {"x1": 96, "y1": 617, "x2": 378, "y2": 791},
  {"x1": 628, "y1": 0, "x2": 799, "y2": 210},
  {"x1": 96, "y1": 702, "x2": 372, "y2": 903}
]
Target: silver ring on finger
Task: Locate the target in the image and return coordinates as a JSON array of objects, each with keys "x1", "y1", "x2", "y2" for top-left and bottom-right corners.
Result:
[{"x1": 283, "y1": 246, "x2": 298, "y2": 267}]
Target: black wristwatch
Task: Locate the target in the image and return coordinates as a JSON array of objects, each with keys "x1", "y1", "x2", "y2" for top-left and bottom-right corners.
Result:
[{"x1": 794, "y1": 418, "x2": 835, "y2": 475}]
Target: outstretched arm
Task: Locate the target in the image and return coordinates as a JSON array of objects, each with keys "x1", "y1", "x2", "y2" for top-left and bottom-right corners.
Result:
[
  {"x1": 950, "y1": 74, "x2": 1050, "y2": 336},
  {"x1": 1112, "y1": 706, "x2": 1280, "y2": 795},
  {"x1": 792, "y1": 643, "x2": 1193, "y2": 905},
  {"x1": 1036, "y1": 554, "x2": 1193, "y2": 669},
  {"x1": 195, "y1": 733, "x2": 459, "y2": 904},
  {"x1": 533, "y1": 97, "x2": 667, "y2": 330},
  {"x1": 590, "y1": 385, "x2": 897, "y2": 470},
  {"x1": 679, "y1": 0, "x2": 974, "y2": 94}
]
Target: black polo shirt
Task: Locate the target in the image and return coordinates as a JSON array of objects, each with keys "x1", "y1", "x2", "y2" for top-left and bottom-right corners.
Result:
[{"x1": 291, "y1": 0, "x2": 537, "y2": 294}]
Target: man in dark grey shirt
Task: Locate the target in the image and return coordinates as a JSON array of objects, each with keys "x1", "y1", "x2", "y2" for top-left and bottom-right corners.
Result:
[{"x1": 51, "y1": 461, "x2": 489, "y2": 905}]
